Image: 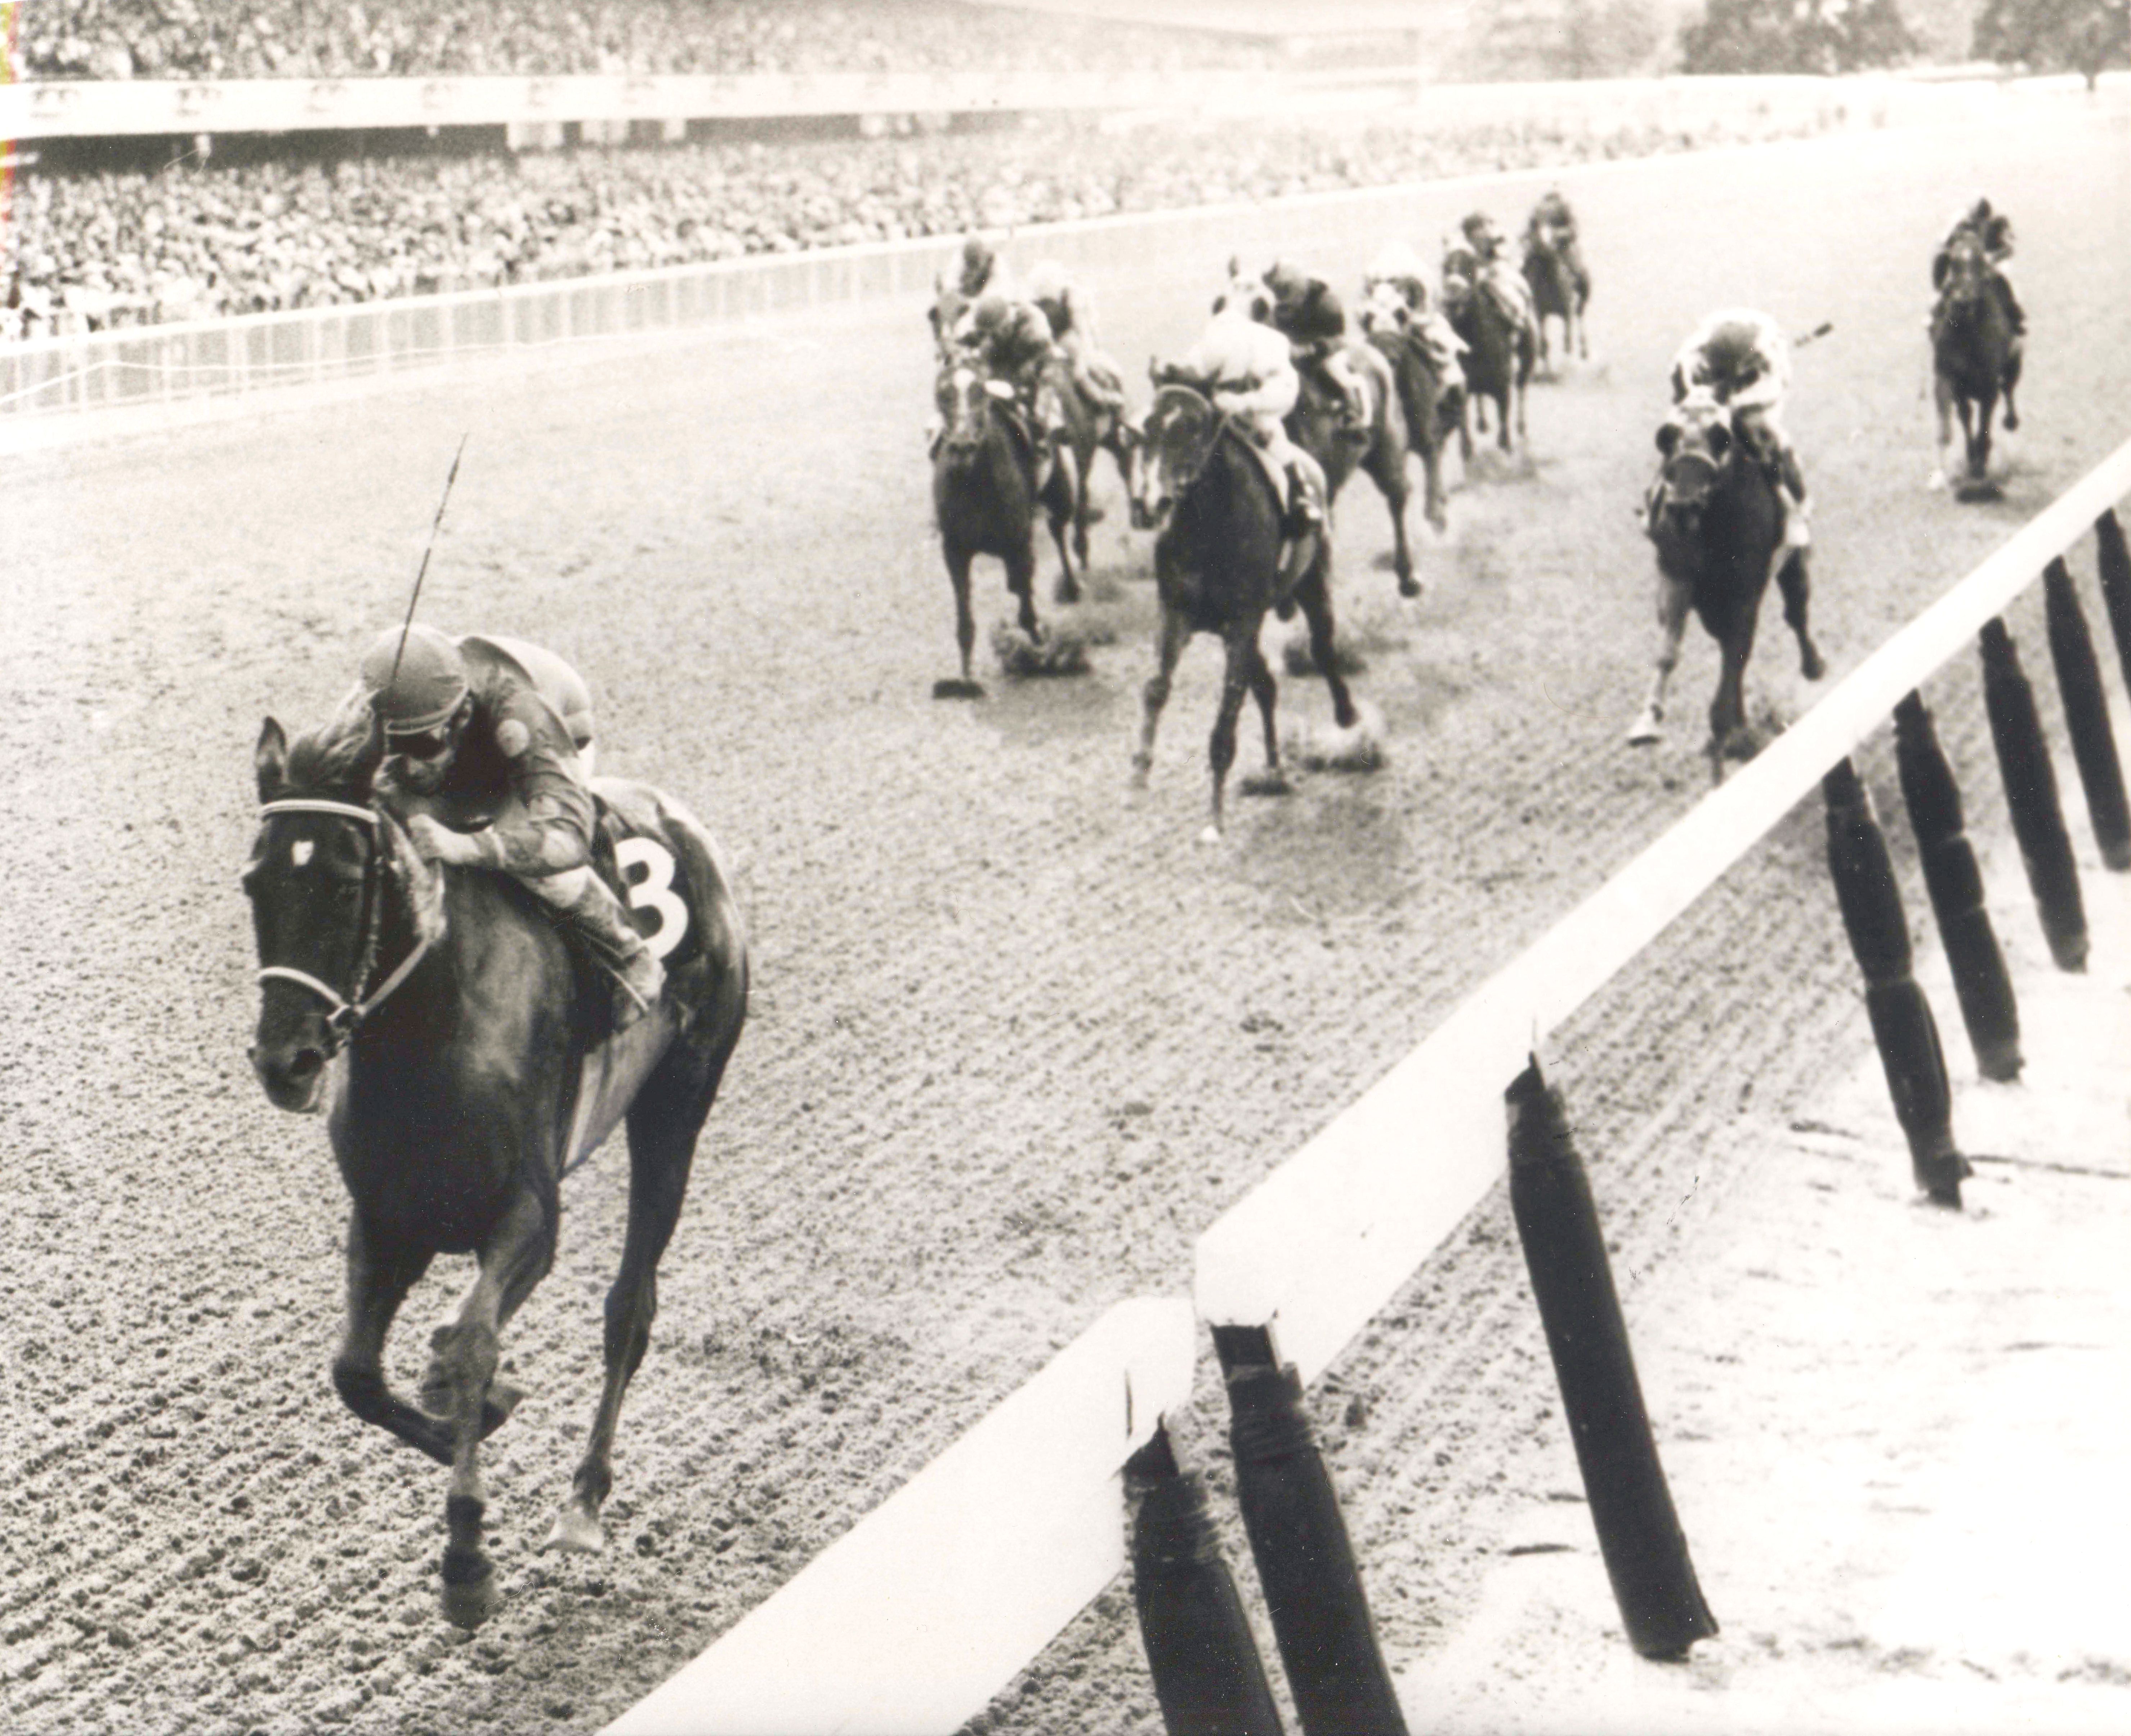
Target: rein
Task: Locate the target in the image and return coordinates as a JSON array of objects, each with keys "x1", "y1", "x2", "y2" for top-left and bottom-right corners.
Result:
[{"x1": 254, "y1": 798, "x2": 435, "y2": 1053}]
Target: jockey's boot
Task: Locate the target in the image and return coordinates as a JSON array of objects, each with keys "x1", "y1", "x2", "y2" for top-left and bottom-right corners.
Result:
[{"x1": 557, "y1": 875, "x2": 664, "y2": 1030}]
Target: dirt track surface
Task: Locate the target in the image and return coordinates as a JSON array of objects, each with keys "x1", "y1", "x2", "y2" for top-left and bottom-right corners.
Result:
[{"x1": 4, "y1": 99, "x2": 2128, "y2": 1735}]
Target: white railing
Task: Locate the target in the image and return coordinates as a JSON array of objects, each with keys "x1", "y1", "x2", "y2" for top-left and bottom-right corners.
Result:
[{"x1": 597, "y1": 435, "x2": 2131, "y2": 1733}]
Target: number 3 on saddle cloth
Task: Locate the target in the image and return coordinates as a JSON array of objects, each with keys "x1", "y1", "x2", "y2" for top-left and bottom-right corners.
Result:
[{"x1": 422, "y1": 778, "x2": 733, "y2": 1175}]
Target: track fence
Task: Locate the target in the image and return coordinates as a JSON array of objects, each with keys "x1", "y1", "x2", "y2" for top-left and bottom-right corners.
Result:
[{"x1": 595, "y1": 441, "x2": 2131, "y2": 1732}]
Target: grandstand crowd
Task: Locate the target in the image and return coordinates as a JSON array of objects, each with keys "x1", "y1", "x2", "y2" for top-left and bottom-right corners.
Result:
[
  {"x1": 19, "y1": 0, "x2": 1272, "y2": 81},
  {"x1": 4, "y1": 112, "x2": 1810, "y2": 341}
]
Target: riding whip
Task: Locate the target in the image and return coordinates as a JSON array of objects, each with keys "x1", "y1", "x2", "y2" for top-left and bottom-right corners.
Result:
[
  {"x1": 1793, "y1": 321, "x2": 1835, "y2": 349},
  {"x1": 384, "y1": 433, "x2": 470, "y2": 695}
]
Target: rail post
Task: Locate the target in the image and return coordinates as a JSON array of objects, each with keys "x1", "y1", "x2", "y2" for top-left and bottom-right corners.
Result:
[
  {"x1": 1822, "y1": 758, "x2": 1972, "y2": 1206},
  {"x1": 1211, "y1": 1325, "x2": 1408, "y2": 1736},
  {"x1": 1125, "y1": 1422, "x2": 1287, "y2": 1736},
  {"x1": 1503, "y1": 1059, "x2": 1719, "y2": 1661},
  {"x1": 2094, "y1": 509, "x2": 2131, "y2": 697},
  {"x1": 1979, "y1": 617, "x2": 2088, "y2": 970},
  {"x1": 2042, "y1": 557, "x2": 2131, "y2": 870},
  {"x1": 1891, "y1": 692, "x2": 2022, "y2": 1081}
]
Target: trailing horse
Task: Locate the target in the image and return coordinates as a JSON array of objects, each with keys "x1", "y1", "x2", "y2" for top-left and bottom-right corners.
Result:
[
  {"x1": 1628, "y1": 395, "x2": 1826, "y2": 765},
  {"x1": 1050, "y1": 355, "x2": 1142, "y2": 569},
  {"x1": 244, "y1": 716, "x2": 748, "y2": 1629},
  {"x1": 932, "y1": 359, "x2": 1081, "y2": 697},
  {"x1": 1355, "y1": 287, "x2": 1458, "y2": 538},
  {"x1": 1441, "y1": 244, "x2": 1534, "y2": 461},
  {"x1": 1522, "y1": 228, "x2": 1589, "y2": 374},
  {"x1": 1128, "y1": 377, "x2": 1361, "y2": 838},
  {"x1": 1930, "y1": 231, "x2": 2021, "y2": 492}
]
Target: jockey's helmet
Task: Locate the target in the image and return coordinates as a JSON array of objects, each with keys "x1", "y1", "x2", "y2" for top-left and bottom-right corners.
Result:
[
  {"x1": 1263, "y1": 259, "x2": 1308, "y2": 304},
  {"x1": 1024, "y1": 260, "x2": 1068, "y2": 305},
  {"x1": 1367, "y1": 241, "x2": 1427, "y2": 289},
  {"x1": 959, "y1": 236, "x2": 996, "y2": 296},
  {"x1": 362, "y1": 623, "x2": 469, "y2": 736},
  {"x1": 968, "y1": 293, "x2": 1011, "y2": 337}
]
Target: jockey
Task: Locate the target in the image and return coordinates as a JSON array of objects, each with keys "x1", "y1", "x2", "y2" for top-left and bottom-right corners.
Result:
[
  {"x1": 956, "y1": 234, "x2": 1004, "y2": 301},
  {"x1": 1024, "y1": 259, "x2": 1127, "y2": 414},
  {"x1": 357, "y1": 625, "x2": 664, "y2": 1027},
  {"x1": 1178, "y1": 301, "x2": 1328, "y2": 553},
  {"x1": 1933, "y1": 195, "x2": 2025, "y2": 345},
  {"x1": 1261, "y1": 259, "x2": 1369, "y2": 432},
  {"x1": 1360, "y1": 240, "x2": 1465, "y2": 380},
  {"x1": 952, "y1": 289, "x2": 1066, "y2": 461},
  {"x1": 1524, "y1": 188, "x2": 1588, "y2": 291},
  {"x1": 1457, "y1": 212, "x2": 1538, "y2": 338},
  {"x1": 1650, "y1": 308, "x2": 1810, "y2": 549}
]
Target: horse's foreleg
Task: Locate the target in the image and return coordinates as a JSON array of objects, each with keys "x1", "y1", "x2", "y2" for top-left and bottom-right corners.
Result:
[
  {"x1": 1371, "y1": 448, "x2": 1420, "y2": 599},
  {"x1": 946, "y1": 546, "x2": 978, "y2": 684},
  {"x1": 1628, "y1": 573, "x2": 1692, "y2": 745},
  {"x1": 1069, "y1": 434, "x2": 1094, "y2": 571},
  {"x1": 1297, "y1": 565, "x2": 1359, "y2": 732},
  {"x1": 1133, "y1": 604, "x2": 1189, "y2": 787},
  {"x1": 434, "y1": 1186, "x2": 555, "y2": 1629},
  {"x1": 1971, "y1": 392, "x2": 1995, "y2": 481},
  {"x1": 331, "y1": 1214, "x2": 454, "y2": 1465},
  {"x1": 549, "y1": 1049, "x2": 728, "y2": 1557},
  {"x1": 1205, "y1": 628, "x2": 1256, "y2": 840},
  {"x1": 1047, "y1": 450, "x2": 1082, "y2": 605},
  {"x1": 1710, "y1": 611, "x2": 1761, "y2": 763},
  {"x1": 1008, "y1": 540, "x2": 1042, "y2": 640},
  {"x1": 1777, "y1": 550, "x2": 1825, "y2": 681}
]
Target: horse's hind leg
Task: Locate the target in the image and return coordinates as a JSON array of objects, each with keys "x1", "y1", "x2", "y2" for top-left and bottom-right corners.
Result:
[
  {"x1": 331, "y1": 1215, "x2": 455, "y2": 1467},
  {"x1": 1777, "y1": 550, "x2": 1825, "y2": 681},
  {"x1": 1368, "y1": 445, "x2": 1420, "y2": 599},
  {"x1": 548, "y1": 1035, "x2": 734, "y2": 1556},
  {"x1": 435, "y1": 1186, "x2": 557, "y2": 1628},
  {"x1": 1008, "y1": 539, "x2": 1042, "y2": 639},
  {"x1": 1205, "y1": 626, "x2": 1257, "y2": 839},
  {"x1": 1046, "y1": 450, "x2": 1081, "y2": 605},
  {"x1": 1248, "y1": 643, "x2": 1282, "y2": 779}
]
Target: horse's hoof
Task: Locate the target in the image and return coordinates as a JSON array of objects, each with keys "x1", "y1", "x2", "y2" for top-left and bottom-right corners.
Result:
[
  {"x1": 1239, "y1": 770, "x2": 1293, "y2": 798},
  {"x1": 2003, "y1": 410, "x2": 2019, "y2": 432},
  {"x1": 439, "y1": 1561, "x2": 501, "y2": 1631},
  {"x1": 1626, "y1": 717, "x2": 1662, "y2": 747},
  {"x1": 932, "y1": 678, "x2": 985, "y2": 701},
  {"x1": 1197, "y1": 824, "x2": 1224, "y2": 847},
  {"x1": 1398, "y1": 574, "x2": 1422, "y2": 600},
  {"x1": 1801, "y1": 647, "x2": 1827, "y2": 682},
  {"x1": 1926, "y1": 468, "x2": 1947, "y2": 492},
  {"x1": 541, "y1": 1504, "x2": 606, "y2": 1556}
]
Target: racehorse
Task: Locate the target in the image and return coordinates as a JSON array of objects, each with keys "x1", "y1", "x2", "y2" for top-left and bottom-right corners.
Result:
[
  {"x1": 1440, "y1": 243, "x2": 1534, "y2": 461},
  {"x1": 1356, "y1": 280, "x2": 1459, "y2": 536},
  {"x1": 1521, "y1": 225, "x2": 1589, "y2": 374},
  {"x1": 1216, "y1": 268, "x2": 1422, "y2": 599},
  {"x1": 1930, "y1": 230, "x2": 2021, "y2": 491},
  {"x1": 1050, "y1": 354, "x2": 1142, "y2": 569},
  {"x1": 932, "y1": 358, "x2": 1081, "y2": 696},
  {"x1": 1628, "y1": 394, "x2": 1825, "y2": 765},
  {"x1": 1129, "y1": 374, "x2": 1360, "y2": 838},
  {"x1": 244, "y1": 712, "x2": 749, "y2": 1629}
]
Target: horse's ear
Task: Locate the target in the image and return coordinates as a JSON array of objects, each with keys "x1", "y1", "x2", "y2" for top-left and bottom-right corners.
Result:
[
  {"x1": 255, "y1": 717, "x2": 289, "y2": 802},
  {"x1": 1655, "y1": 422, "x2": 1681, "y2": 457},
  {"x1": 1227, "y1": 254, "x2": 1239, "y2": 281}
]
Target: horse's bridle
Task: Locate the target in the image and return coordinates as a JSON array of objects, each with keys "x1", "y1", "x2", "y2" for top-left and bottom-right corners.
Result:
[{"x1": 252, "y1": 798, "x2": 432, "y2": 1055}]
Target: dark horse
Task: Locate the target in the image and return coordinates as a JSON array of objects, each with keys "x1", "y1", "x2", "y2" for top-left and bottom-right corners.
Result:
[
  {"x1": 932, "y1": 358, "x2": 1080, "y2": 697},
  {"x1": 244, "y1": 715, "x2": 748, "y2": 1627},
  {"x1": 1440, "y1": 244, "x2": 1534, "y2": 461},
  {"x1": 1521, "y1": 226, "x2": 1589, "y2": 375},
  {"x1": 1930, "y1": 230, "x2": 2021, "y2": 492},
  {"x1": 1356, "y1": 281, "x2": 1460, "y2": 537},
  {"x1": 1628, "y1": 394, "x2": 1825, "y2": 765},
  {"x1": 1217, "y1": 268, "x2": 1422, "y2": 599},
  {"x1": 1051, "y1": 355, "x2": 1142, "y2": 570},
  {"x1": 1129, "y1": 377, "x2": 1359, "y2": 838}
]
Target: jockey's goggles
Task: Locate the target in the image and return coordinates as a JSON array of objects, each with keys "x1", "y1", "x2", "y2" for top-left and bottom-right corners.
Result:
[{"x1": 385, "y1": 724, "x2": 455, "y2": 762}]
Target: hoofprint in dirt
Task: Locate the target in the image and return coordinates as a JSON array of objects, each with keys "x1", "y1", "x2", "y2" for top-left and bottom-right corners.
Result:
[
  {"x1": 1395, "y1": 802, "x2": 2131, "y2": 1736},
  {"x1": 1, "y1": 102, "x2": 2126, "y2": 1736}
]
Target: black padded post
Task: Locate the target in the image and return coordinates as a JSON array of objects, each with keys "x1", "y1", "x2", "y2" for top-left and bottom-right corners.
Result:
[
  {"x1": 1980, "y1": 617, "x2": 2087, "y2": 971},
  {"x1": 1892, "y1": 692, "x2": 2022, "y2": 1081},
  {"x1": 1504, "y1": 1059, "x2": 1719, "y2": 1661},
  {"x1": 2043, "y1": 555, "x2": 2131, "y2": 870},
  {"x1": 1823, "y1": 758, "x2": 1972, "y2": 1206}
]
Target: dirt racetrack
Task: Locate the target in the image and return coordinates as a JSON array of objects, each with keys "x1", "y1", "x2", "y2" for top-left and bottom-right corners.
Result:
[{"x1": 4, "y1": 96, "x2": 2129, "y2": 1735}]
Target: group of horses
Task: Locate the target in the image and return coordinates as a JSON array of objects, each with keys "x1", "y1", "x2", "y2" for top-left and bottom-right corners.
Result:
[
  {"x1": 233, "y1": 198, "x2": 2028, "y2": 1641},
  {"x1": 929, "y1": 210, "x2": 1593, "y2": 835}
]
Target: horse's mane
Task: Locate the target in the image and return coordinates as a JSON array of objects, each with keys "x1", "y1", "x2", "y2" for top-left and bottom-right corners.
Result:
[{"x1": 286, "y1": 684, "x2": 383, "y2": 799}]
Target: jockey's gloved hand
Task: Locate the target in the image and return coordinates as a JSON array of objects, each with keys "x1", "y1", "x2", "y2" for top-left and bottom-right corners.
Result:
[{"x1": 407, "y1": 813, "x2": 486, "y2": 868}]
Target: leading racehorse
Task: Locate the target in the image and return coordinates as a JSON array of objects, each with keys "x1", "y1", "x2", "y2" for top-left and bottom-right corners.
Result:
[
  {"x1": 244, "y1": 711, "x2": 748, "y2": 1628},
  {"x1": 932, "y1": 358, "x2": 1080, "y2": 696},
  {"x1": 1628, "y1": 394, "x2": 1825, "y2": 766},
  {"x1": 1130, "y1": 375, "x2": 1361, "y2": 838},
  {"x1": 1930, "y1": 229, "x2": 2021, "y2": 492},
  {"x1": 1522, "y1": 226, "x2": 1589, "y2": 375}
]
